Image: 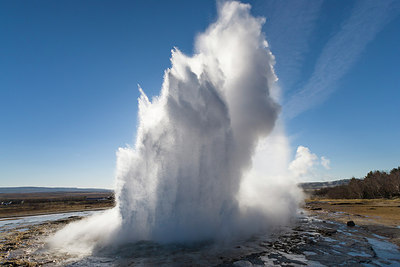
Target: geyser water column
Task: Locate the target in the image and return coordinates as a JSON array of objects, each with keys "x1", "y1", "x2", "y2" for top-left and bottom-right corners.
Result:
[
  {"x1": 48, "y1": 1, "x2": 303, "y2": 253},
  {"x1": 115, "y1": 1, "x2": 280, "y2": 243}
]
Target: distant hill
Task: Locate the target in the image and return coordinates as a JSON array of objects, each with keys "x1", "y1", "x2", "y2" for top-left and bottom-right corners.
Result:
[
  {"x1": 299, "y1": 179, "x2": 351, "y2": 191},
  {"x1": 0, "y1": 187, "x2": 113, "y2": 194}
]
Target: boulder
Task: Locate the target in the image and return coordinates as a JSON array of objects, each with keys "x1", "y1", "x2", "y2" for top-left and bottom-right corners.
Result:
[{"x1": 347, "y1": 221, "x2": 355, "y2": 227}]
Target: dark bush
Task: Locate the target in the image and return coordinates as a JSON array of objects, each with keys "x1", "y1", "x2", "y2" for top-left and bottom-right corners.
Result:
[{"x1": 314, "y1": 166, "x2": 400, "y2": 199}]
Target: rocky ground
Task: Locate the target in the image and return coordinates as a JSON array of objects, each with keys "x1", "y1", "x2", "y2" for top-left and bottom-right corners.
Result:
[
  {"x1": 0, "y1": 205, "x2": 399, "y2": 266},
  {"x1": 0, "y1": 215, "x2": 83, "y2": 266}
]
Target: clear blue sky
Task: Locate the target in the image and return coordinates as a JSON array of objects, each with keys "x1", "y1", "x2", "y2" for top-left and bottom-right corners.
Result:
[{"x1": 1, "y1": 0, "x2": 399, "y2": 188}]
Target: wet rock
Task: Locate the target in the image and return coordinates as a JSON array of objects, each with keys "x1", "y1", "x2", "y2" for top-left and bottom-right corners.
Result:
[
  {"x1": 347, "y1": 221, "x2": 356, "y2": 227},
  {"x1": 304, "y1": 237, "x2": 316, "y2": 244},
  {"x1": 318, "y1": 228, "x2": 337, "y2": 236},
  {"x1": 232, "y1": 260, "x2": 252, "y2": 266},
  {"x1": 310, "y1": 207, "x2": 322, "y2": 211}
]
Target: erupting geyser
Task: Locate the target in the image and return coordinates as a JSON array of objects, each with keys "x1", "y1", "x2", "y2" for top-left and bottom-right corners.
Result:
[{"x1": 49, "y1": 1, "x2": 303, "y2": 255}]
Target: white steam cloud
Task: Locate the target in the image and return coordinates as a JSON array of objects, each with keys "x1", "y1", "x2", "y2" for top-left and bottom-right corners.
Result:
[
  {"x1": 48, "y1": 1, "x2": 303, "y2": 254},
  {"x1": 321, "y1": 156, "x2": 331, "y2": 170},
  {"x1": 289, "y1": 146, "x2": 332, "y2": 181},
  {"x1": 289, "y1": 146, "x2": 318, "y2": 178}
]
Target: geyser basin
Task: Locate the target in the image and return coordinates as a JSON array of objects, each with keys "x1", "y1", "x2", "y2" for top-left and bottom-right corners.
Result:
[{"x1": 49, "y1": 0, "x2": 303, "y2": 255}]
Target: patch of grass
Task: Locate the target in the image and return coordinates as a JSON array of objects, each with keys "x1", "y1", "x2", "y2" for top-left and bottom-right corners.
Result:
[
  {"x1": 305, "y1": 198, "x2": 400, "y2": 227},
  {"x1": 0, "y1": 192, "x2": 115, "y2": 218}
]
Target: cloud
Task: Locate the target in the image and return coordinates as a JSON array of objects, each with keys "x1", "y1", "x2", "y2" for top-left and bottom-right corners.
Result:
[
  {"x1": 289, "y1": 146, "x2": 332, "y2": 181},
  {"x1": 321, "y1": 156, "x2": 331, "y2": 170},
  {"x1": 284, "y1": 0, "x2": 400, "y2": 118},
  {"x1": 261, "y1": 0, "x2": 323, "y2": 92},
  {"x1": 289, "y1": 146, "x2": 318, "y2": 177}
]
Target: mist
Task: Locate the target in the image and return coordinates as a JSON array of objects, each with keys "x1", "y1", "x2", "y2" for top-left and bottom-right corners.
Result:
[{"x1": 48, "y1": 1, "x2": 305, "y2": 255}]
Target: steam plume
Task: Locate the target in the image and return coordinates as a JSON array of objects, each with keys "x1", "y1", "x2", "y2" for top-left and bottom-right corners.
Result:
[{"x1": 49, "y1": 1, "x2": 303, "y2": 253}]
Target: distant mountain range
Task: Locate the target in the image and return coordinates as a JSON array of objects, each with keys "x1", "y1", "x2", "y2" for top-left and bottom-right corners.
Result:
[{"x1": 0, "y1": 187, "x2": 113, "y2": 194}]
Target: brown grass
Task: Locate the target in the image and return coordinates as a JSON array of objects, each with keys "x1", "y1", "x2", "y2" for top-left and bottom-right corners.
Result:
[
  {"x1": 0, "y1": 192, "x2": 115, "y2": 218},
  {"x1": 305, "y1": 198, "x2": 400, "y2": 227}
]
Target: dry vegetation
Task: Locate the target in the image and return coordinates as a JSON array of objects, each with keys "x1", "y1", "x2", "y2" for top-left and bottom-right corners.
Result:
[
  {"x1": 0, "y1": 191, "x2": 115, "y2": 218},
  {"x1": 314, "y1": 167, "x2": 400, "y2": 199},
  {"x1": 304, "y1": 167, "x2": 400, "y2": 247},
  {"x1": 305, "y1": 198, "x2": 400, "y2": 247},
  {"x1": 305, "y1": 198, "x2": 400, "y2": 226}
]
